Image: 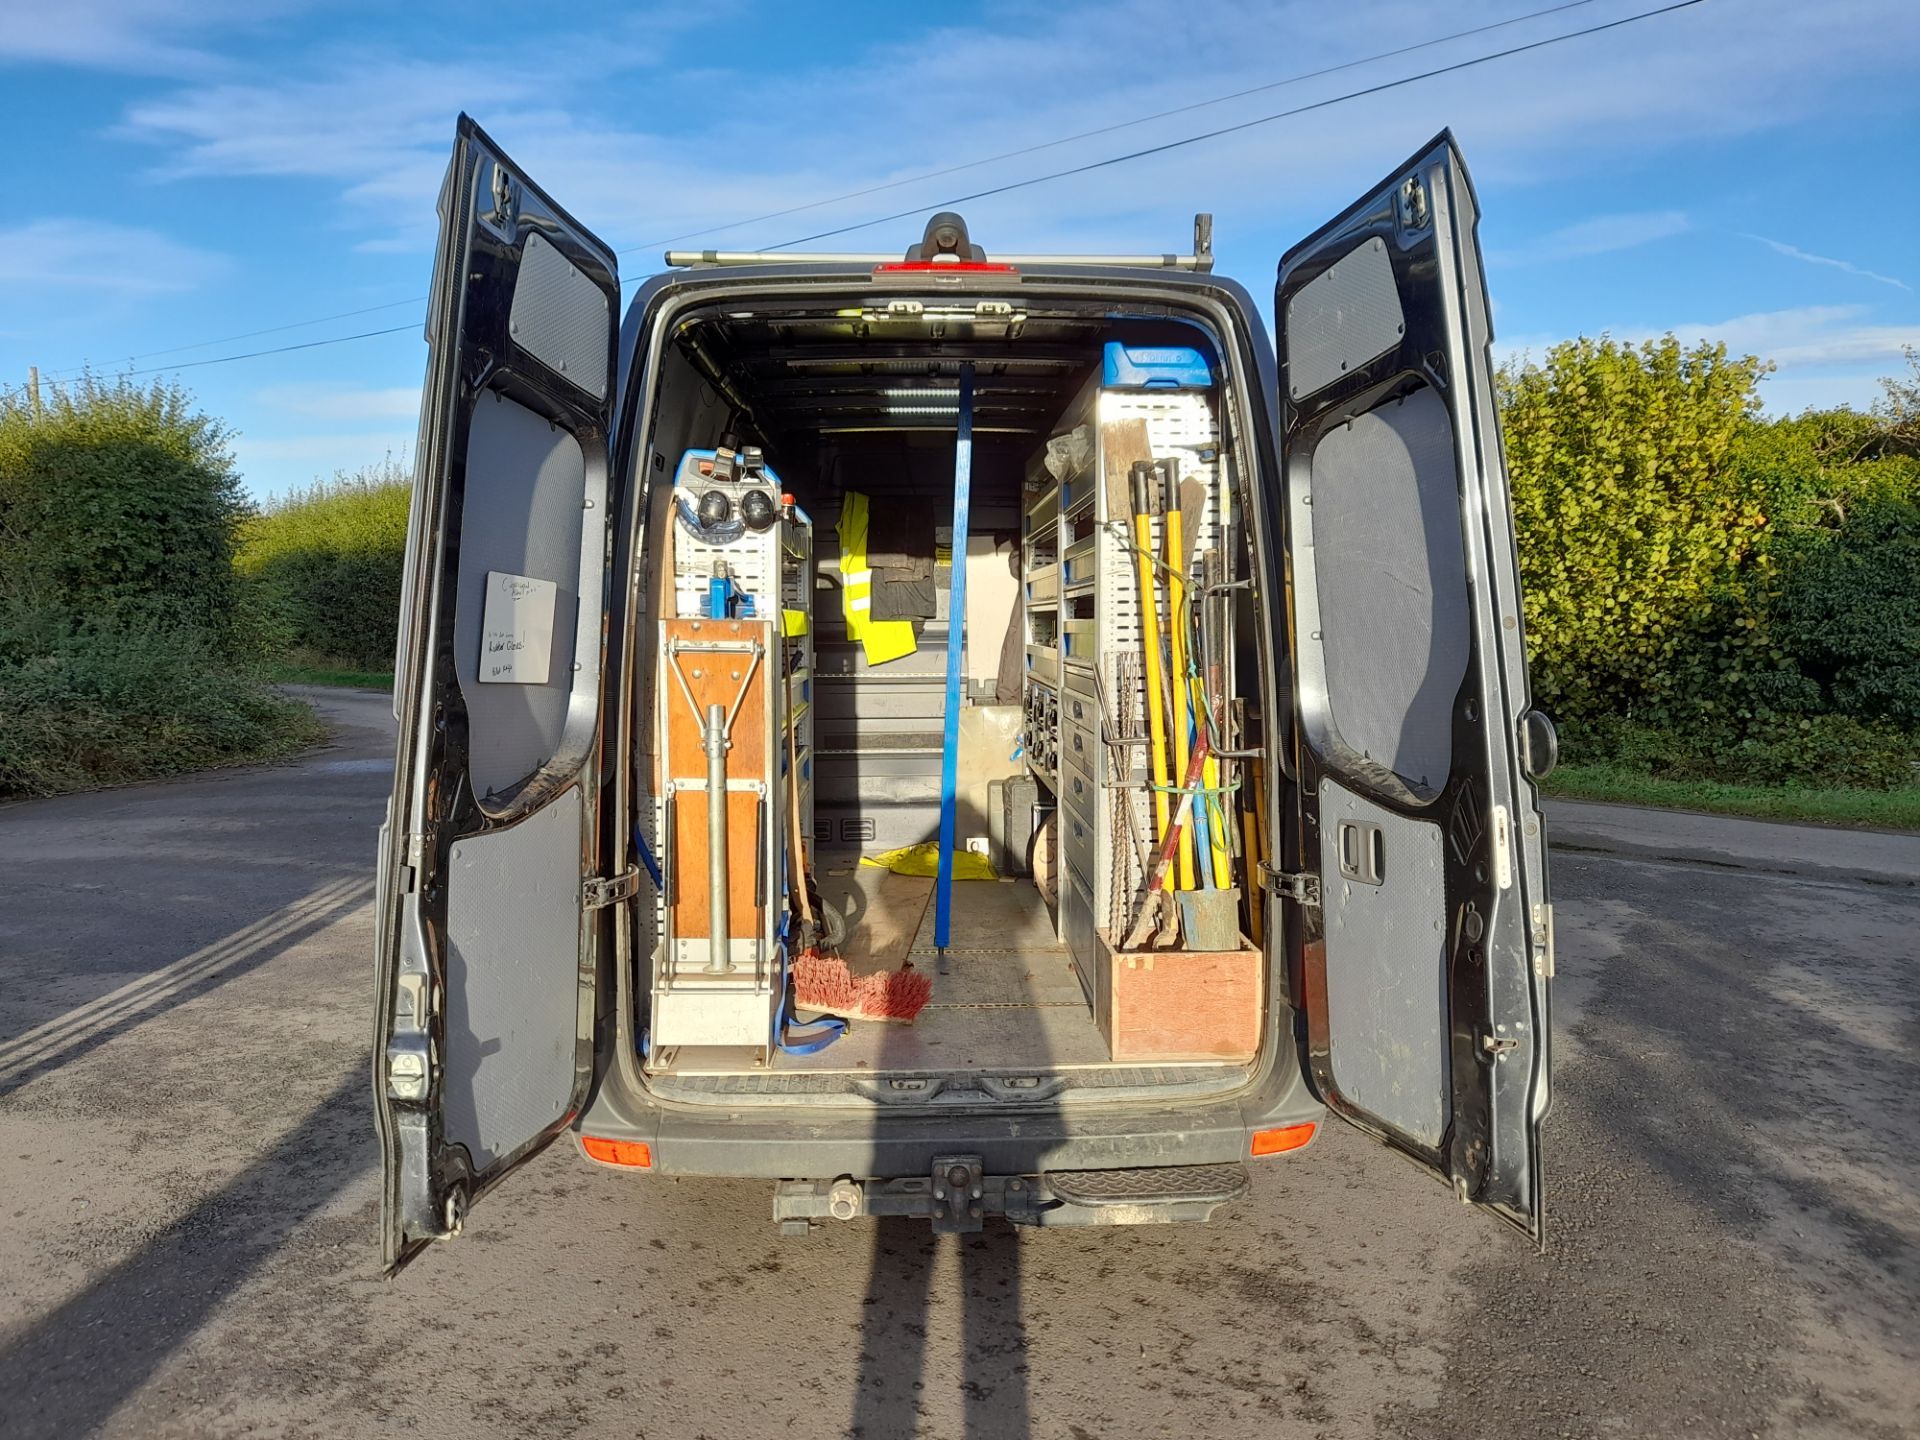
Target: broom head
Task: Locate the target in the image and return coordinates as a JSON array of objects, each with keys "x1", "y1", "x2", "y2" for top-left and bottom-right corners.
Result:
[{"x1": 791, "y1": 948, "x2": 932, "y2": 1024}]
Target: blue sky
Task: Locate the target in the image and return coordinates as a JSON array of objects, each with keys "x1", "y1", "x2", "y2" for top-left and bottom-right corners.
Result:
[{"x1": 3, "y1": 0, "x2": 1916, "y2": 499}]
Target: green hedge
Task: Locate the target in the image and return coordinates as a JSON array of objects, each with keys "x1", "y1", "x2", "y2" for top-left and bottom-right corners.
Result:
[
  {"x1": 1500, "y1": 339, "x2": 1920, "y2": 790},
  {"x1": 235, "y1": 463, "x2": 411, "y2": 671},
  {"x1": 0, "y1": 377, "x2": 319, "y2": 798},
  {"x1": 0, "y1": 605, "x2": 322, "y2": 795}
]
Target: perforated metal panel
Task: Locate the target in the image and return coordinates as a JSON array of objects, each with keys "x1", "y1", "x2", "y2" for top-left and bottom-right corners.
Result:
[
  {"x1": 454, "y1": 393, "x2": 587, "y2": 801},
  {"x1": 1285, "y1": 236, "x2": 1406, "y2": 401},
  {"x1": 443, "y1": 788, "x2": 583, "y2": 1169},
  {"x1": 1308, "y1": 386, "x2": 1468, "y2": 797},
  {"x1": 1317, "y1": 779, "x2": 1447, "y2": 1147},
  {"x1": 508, "y1": 230, "x2": 610, "y2": 400}
]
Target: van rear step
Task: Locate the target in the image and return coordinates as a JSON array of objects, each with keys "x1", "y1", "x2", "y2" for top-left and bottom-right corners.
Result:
[{"x1": 773, "y1": 1159, "x2": 1250, "y2": 1234}]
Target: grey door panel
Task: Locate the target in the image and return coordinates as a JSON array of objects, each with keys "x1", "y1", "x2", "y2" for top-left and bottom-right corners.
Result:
[
  {"x1": 373, "y1": 115, "x2": 618, "y2": 1274},
  {"x1": 445, "y1": 789, "x2": 586, "y2": 1168},
  {"x1": 1275, "y1": 131, "x2": 1551, "y2": 1241},
  {"x1": 1317, "y1": 780, "x2": 1447, "y2": 1147}
]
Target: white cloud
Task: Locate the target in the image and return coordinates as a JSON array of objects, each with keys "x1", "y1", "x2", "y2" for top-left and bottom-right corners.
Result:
[
  {"x1": 1742, "y1": 235, "x2": 1911, "y2": 294},
  {"x1": 0, "y1": 1, "x2": 302, "y2": 75},
  {"x1": 1669, "y1": 305, "x2": 1918, "y2": 370},
  {"x1": 1490, "y1": 210, "x2": 1690, "y2": 266},
  {"x1": 233, "y1": 432, "x2": 412, "y2": 464},
  {"x1": 1495, "y1": 305, "x2": 1920, "y2": 414},
  {"x1": 106, "y1": 0, "x2": 1920, "y2": 263},
  {"x1": 254, "y1": 383, "x2": 420, "y2": 421},
  {"x1": 0, "y1": 218, "x2": 227, "y2": 293}
]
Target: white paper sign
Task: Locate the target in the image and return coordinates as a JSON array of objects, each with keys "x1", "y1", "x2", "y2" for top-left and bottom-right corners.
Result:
[{"x1": 478, "y1": 571, "x2": 557, "y2": 684}]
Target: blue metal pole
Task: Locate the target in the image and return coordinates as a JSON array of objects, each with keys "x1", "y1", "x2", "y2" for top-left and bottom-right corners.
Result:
[{"x1": 934, "y1": 364, "x2": 975, "y2": 962}]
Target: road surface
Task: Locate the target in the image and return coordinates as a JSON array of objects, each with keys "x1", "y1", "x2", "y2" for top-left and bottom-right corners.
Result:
[{"x1": 1, "y1": 689, "x2": 1915, "y2": 1439}]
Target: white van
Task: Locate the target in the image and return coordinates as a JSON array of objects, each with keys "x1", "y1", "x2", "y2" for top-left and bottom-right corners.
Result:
[{"x1": 373, "y1": 116, "x2": 1556, "y2": 1273}]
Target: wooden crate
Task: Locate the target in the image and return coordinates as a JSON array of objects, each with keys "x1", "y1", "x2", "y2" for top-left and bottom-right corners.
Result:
[{"x1": 1095, "y1": 930, "x2": 1262, "y2": 1062}]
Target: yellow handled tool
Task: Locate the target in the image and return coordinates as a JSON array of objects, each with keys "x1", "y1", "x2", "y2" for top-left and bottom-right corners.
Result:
[
  {"x1": 1129, "y1": 462, "x2": 1171, "y2": 851},
  {"x1": 1165, "y1": 498, "x2": 1195, "y2": 891}
]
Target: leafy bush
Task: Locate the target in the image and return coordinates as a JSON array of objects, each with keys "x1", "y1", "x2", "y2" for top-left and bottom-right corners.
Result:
[
  {"x1": 1563, "y1": 712, "x2": 1919, "y2": 792},
  {"x1": 236, "y1": 463, "x2": 410, "y2": 671},
  {"x1": 0, "y1": 377, "x2": 322, "y2": 798},
  {"x1": 1499, "y1": 335, "x2": 1773, "y2": 725},
  {"x1": 0, "y1": 603, "x2": 323, "y2": 797},
  {"x1": 0, "y1": 376, "x2": 249, "y2": 647}
]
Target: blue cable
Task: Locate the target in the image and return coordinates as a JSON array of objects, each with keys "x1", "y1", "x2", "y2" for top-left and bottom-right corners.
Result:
[{"x1": 772, "y1": 887, "x2": 845, "y2": 1055}]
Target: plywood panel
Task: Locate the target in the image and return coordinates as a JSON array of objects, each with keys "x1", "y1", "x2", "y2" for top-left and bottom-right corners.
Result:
[
  {"x1": 661, "y1": 617, "x2": 772, "y2": 941},
  {"x1": 1096, "y1": 932, "x2": 1261, "y2": 1061}
]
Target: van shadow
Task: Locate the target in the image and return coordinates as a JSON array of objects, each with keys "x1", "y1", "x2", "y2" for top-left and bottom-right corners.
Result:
[
  {"x1": 847, "y1": 878, "x2": 1057, "y2": 1439},
  {"x1": 0, "y1": 1070, "x2": 370, "y2": 1440}
]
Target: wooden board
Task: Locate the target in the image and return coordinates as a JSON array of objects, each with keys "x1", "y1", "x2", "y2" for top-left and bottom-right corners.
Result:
[
  {"x1": 1095, "y1": 930, "x2": 1261, "y2": 1062},
  {"x1": 1101, "y1": 417, "x2": 1152, "y2": 517},
  {"x1": 661, "y1": 617, "x2": 772, "y2": 941}
]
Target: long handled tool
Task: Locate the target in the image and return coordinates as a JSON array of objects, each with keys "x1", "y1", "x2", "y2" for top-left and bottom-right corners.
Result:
[
  {"x1": 1129, "y1": 461, "x2": 1172, "y2": 854},
  {"x1": 1199, "y1": 546, "x2": 1233, "y2": 890},
  {"x1": 1162, "y1": 459, "x2": 1196, "y2": 891},
  {"x1": 1121, "y1": 731, "x2": 1212, "y2": 951}
]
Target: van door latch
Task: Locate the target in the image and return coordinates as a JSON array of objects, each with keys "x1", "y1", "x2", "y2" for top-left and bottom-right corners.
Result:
[
  {"x1": 583, "y1": 870, "x2": 644, "y2": 909},
  {"x1": 1260, "y1": 866, "x2": 1322, "y2": 909}
]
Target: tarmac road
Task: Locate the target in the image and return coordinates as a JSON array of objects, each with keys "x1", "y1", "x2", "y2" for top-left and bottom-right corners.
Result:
[{"x1": 1, "y1": 689, "x2": 1915, "y2": 1439}]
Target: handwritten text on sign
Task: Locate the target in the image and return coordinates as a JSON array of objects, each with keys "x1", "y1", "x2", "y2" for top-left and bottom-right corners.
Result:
[{"x1": 478, "y1": 571, "x2": 557, "y2": 684}]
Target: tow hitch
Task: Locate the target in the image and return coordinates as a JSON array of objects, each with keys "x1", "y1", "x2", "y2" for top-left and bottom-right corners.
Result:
[{"x1": 772, "y1": 1160, "x2": 1249, "y2": 1233}]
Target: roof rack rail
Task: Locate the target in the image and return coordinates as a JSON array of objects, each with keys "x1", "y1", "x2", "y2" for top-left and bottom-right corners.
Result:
[
  {"x1": 666, "y1": 212, "x2": 1216, "y2": 273},
  {"x1": 664, "y1": 249, "x2": 1213, "y2": 271}
]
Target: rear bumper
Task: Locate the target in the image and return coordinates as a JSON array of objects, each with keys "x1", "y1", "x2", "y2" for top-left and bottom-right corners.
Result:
[{"x1": 575, "y1": 1055, "x2": 1324, "y2": 1180}]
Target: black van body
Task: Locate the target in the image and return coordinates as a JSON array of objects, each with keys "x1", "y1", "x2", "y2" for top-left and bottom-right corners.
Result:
[{"x1": 373, "y1": 116, "x2": 1555, "y2": 1274}]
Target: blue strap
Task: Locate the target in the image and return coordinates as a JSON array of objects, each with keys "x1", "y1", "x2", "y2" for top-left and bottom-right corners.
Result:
[
  {"x1": 635, "y1": 832, "x2": 663, "y2": 889},
  {"x1": 934, "y1": 365, "x2": 975, "y2": 954},
  {"x1": 772, "y1": 906, "x2": 845, "y2": 1055}
]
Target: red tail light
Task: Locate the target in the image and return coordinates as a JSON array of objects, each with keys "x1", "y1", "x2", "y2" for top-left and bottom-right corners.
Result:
[{"x1": 872, "y1": 262, "x2": 1019, "y2": 274}]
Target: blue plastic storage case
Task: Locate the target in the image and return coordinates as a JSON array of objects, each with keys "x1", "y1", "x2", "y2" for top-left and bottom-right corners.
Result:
[{"x1": 1102, "y1": 342, "x2": 1212, "y2": 390}]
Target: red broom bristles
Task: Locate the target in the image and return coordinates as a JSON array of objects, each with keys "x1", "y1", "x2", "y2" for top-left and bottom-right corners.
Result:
[{"x1": 791, "y1": 948, "x2": 933, "y2": 1023}]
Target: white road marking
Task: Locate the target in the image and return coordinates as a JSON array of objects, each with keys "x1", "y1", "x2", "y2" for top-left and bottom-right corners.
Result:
[{"x1": 0, "y1": 876, "x2": 373, "y2": 1085}]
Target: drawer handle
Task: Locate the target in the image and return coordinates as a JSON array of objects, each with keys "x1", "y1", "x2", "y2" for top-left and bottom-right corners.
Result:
[
  {"x1": 1071, "y1": 732, "x2": 1084, "y2": 751},
  {"x1": 1072, "y1": 777, "x2": 1084, "y2": 797}
]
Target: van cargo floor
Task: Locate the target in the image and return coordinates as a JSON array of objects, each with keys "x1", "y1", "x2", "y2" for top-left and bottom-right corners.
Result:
[{"x1": 781, "y1": 861, "x2": 1201, "y2": 1075}]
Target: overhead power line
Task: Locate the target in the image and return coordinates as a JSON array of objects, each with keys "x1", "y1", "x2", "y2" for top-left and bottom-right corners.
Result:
[
  {"x1": 616, "y1": 0, "x2": 1606, "y2": 258},
  {"x1": 44, "y1": 0, "x2": 1607, "y2": 383},
  {"x1": 768, "y1": 0, "x2": 1708, "y2": 251},
  {"x1": 34, "y1": 0, "x2": 1703, "y2": 385},
  {"x1": 34, "y1": 0, "x2": 1620, "y2": 381},
  {"x1": 113, "y1": 325, "x2": 418, "y2": 378}
]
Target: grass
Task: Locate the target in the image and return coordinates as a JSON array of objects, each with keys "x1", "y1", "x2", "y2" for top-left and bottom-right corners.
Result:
[{"x1": 1543, "y1": 762, "x2": 1920, "y2": 832}]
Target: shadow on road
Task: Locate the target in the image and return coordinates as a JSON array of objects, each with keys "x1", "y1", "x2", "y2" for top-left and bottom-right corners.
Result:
[
  {"x1": 847, "y1": 913, "x2": 1050, "y2": 1438},
  {"x1": 0, "y1": 880, "x2": 373, "y2": 1099},
  {"x1": 0, "y1": 1070, "x2": 370, "y2": 1440}
]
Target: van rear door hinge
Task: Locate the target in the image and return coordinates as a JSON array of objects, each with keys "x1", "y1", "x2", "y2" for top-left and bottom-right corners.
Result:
[
  {"x1": 1260, "y1": 865, "x2": 1321, "y2": 908},
  {"x1": 583, "y1": 870, "x2": 644, "y2": 909}
]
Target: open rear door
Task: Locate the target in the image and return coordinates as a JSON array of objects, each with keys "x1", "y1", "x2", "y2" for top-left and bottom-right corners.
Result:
[
  {"x1": 374, "y1": 116, "x2": 619, "y2": 1272},
  {"x1": 1274, "y1": 132, "x2": 1553, "y2": 1240}
]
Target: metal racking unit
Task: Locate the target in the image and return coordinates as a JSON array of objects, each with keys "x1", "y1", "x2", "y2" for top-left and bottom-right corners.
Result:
[{"x1": 1020, "y1": 367, "x2": 1229, "y2": 984}]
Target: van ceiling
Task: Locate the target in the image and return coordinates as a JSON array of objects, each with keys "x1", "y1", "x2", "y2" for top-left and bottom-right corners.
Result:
[{"x1": 673, "y1": 306, "x2": 1211, "y2": 451}]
